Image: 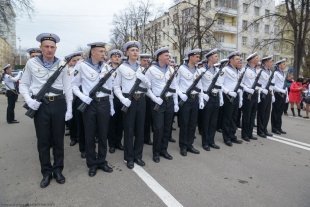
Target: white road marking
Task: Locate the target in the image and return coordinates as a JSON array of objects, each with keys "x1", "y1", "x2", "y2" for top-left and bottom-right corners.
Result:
[
  {"x1": 286, "y1": 115, "x2": 310, "y2": 121},
  {"x1": 133, "y1": 165, "x2": 183, "y2": 207},
  {"x1": 267, "y1": 137, "x2": 310, "y2": 151}
]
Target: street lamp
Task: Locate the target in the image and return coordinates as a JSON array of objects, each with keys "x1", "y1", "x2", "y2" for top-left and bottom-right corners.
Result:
[{"x1": 17, "y1": 37, "x2": 21, "y2": 65}]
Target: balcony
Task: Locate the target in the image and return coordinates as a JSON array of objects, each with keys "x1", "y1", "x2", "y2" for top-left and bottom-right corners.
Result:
[
  {"x1": 214, "y1": 7, "x2": 238, "y2": 17},
  {"x1": 213, "y1": 24, "x2": 237, "y2": 34},
  {"x1": 220, "y1": 42, "x2": 237, "y2": 50}
]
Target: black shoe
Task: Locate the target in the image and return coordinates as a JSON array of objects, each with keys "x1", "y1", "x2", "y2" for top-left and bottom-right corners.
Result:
[
  {"x1": 249, "y1": 136, "x2": 258, "y2": 140},
  {"x1": 134, "y1": 159, "x2": 145, "y2": 166},
  {"x1": 210, "y1": 144, "x2": 220, "y2": 149},
  {"x1": 116, "y1": 143, "x2": 124, "y2": 150},
  {"x1": 153, "y1": 155, "x2": 160, "y2": 163},
  {"x1": 187, "y1": 146, "x2": 200, "y2": 154},
  {"x1": 98, "y1": 163, "x2": 113, "y2": 173},
  {"x1": 70, "y1": 140, "x2": 77, "y2": 146},
  {"x1": 272, "y1": 129, "x2": 281, "y2": 135},
  {"x1": 224, "y1": 141, "x2": 233, "y2": 146},
  {"x1": 180, "y1": 148, "x2": 187, "y2": 156},
  {"x1": 127, "y1": 161, "x2": 134, "y2": 169},
  {"x1": 265, "y1": 132, "x2": 273, "y2": 137},
  {"x1": 217, "y1": 129, "x2": 223, "y2": 133},
  {"x1": 257, "y1": 133, "x2": 267, "y2": 138},
  {"x1": 172, "y1": 127, "x2": 176, "y2": 131},
  {"x1": 109, "y1": 147, "x2": 115, "y2": 153},
  {"x1": 53, "y1": 171, "x2": 65, "y2": 184},
  {"x1": 242, "y1": 137, "x2": 250, "y2": 142},
  {"x1": 168, "y1": 137, "x2": 176, "y2": 143},
  {"x1": 88, "y1": 167, "x2": 97, "y2": 177},
  {"x1": 81, "y1": 152, "x2": 86, "y2": 159},
  {"x1": 7, "y1": 120, "x2": 19, "y2": 124},
  {"x1": 202, "y1": 145, "x2": 210, "y2": 151},
  {"x1": 40, "y1": 174, "x2": 52, "y2": 188},
  {"x1": 160, "y1": 152, "x2": 173, "y2": 160},
  {"x1": 279, "y1": 129, "x2": 286, "y2": 134},
  {"x1": 144, "y1": 140, "x2": 153, "y2": 145},
  {"x1": 231, "y1": 139, "x2": 243, "y2": 144}
]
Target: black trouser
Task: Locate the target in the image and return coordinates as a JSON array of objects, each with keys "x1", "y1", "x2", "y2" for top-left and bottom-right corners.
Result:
[
  {"x1": 73, "y1": 98, "x2": 85, "y2": 153},
  {"x1": 123, "y1": 94, "x2": 145, "y2": 162},
  {"x1": 6, "y1": 90, "x2": 18, "y2": 122},
  {"x1": 83, "y1": 97, "x2": 110, "y2": 168},
  {"x1": 201, "y1": 95, "x2": 219, "y2": 146},
  {"x1": 151, "y1": 96, "x2": 174, "y2": 156},
  {"x1": 197, "y1": 108, "x2": 204, "y2": 135},
  {"x1": 241, "y1": 92, "x2": 258, "y2": 138},
  {"x1": 271, "y1": 92, "x2": 286, "y2": 131},
  {"x1": 237, "y1": 107, "x2": 242, "y2": 128},
  {"x1": 108, "y1": 96, "x2": 123, "y2": 148},
  {"x1": 217, "y1": 106, "x2": 223, "y2": 130},
  {"x1": 33, "y1": 97, "x2": 66, "y2": 176},
  {"x1": 222, "y1": 95, "x2": 239, "y2": 142},
  {"x1": 179, "y1": 95, "x2": 199, "y2": 150},
  {"x1": 257, "y1": 92, "x2": 272, "y2": 134},
  {"x1": 144, "y1": 96, "x2": 153, "y2": 143}
]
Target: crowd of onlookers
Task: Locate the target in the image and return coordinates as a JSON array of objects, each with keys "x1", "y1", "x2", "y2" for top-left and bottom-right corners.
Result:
[{"x1": 284, "y1": 74, "x2": 310, "y2": 119}]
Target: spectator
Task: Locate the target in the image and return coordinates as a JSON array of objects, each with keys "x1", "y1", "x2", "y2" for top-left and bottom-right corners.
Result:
[
  {"x1": 303, "y1": 78, "x2": 310, "y2": 119},
  {"x1": 289, "y1": 78, "x2": 304, "y2": 117}
]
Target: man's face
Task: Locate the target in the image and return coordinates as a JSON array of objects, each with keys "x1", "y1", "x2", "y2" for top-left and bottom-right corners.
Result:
[
  {"x1": 158, "y1": 52, "x2": 170, "y2": 65},
  {"x1": 69, "y1": 55, "x2": 82, "y2": 67},
  {"x1": 265, "y1": 59, "x2": 273, "y2": 69},
  {"x1": 250, "y1": 55, "x2": 260, "y2": 66},
  {"x1": 230, "y1": 56, "x2": 241, "y2": 68},
  {"x1": 110, "y1": 54, "x2": 121, "y2": 65},
  {"x1": 189, "y1": 54, "x2": 200, "y2": 64},
  {"x1": 140, "y1": 58, "x2": 150, "y2": 68},
  {"x1": 91, "y1": 47, "x2": 106, "y2": 62},
  {"x1": 40, "y1": 40, "x2": 57, "y2": 59},
  {"x1": 126, "y1": 47, "x2": 139, "y2": 60},
  {"x1": 279, "y1": 62, "x2": 286, "y2": 70},
  {"x1": 208, "y1": 54, "x2": 218, "y2": 65},
  {"x1": 236, "y1": 58, "x2": 243, "y2": 69},
  {"x1": 30, "y1": 52, "x2": 41, "y2": 58}
]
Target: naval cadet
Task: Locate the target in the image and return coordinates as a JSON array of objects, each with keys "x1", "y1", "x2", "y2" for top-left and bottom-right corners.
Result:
[
  {"x1": 71, "y1": 42, "x2": 114, "y2": 177},
  {"x1": 145, "y1": 47, "x2": 178, "y2": 163},
  {"x1": 27, "y1": 48, "x2": 42, "y2": 58},
  {"x1": 176, "y1": 49, "x2": 204, "y2": 156},
  {"x1": 257, "y1": 56, "x2": 274, "y2": 138},
  {"x1": 199, "y1": 48, "x2": 223, "y2": 151},
  {"x1": 240, "y1": 53, "x2": 260, "y2": 142},
  {"x1": 271, "y1": 59, "x2": 288, "y2": 135},
  {"x1": 19, "y1": 33, "x2": 73, "y2": 188},
  {"x1": 107, "y1": 49, "x2": 124, "y2": 153},
  {"x1": 113, "y1": 41, "x2": 151, "y2": 169},
  {"x1": 221, "y1": 51, "x2": 243, "y2": 146}
]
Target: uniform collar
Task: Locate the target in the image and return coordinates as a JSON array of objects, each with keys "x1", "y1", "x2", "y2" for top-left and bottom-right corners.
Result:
[{"x1": 36, "y1": 55, "x2": 60, "y2": 69}]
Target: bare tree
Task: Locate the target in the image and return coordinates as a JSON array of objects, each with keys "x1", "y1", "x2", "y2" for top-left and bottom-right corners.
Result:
[{"x1": 0, "y1": 0, "x2": 34, "y2": 26}]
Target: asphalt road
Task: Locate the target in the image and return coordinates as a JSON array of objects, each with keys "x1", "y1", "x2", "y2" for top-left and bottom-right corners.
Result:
[{"x1": 0, "y1": 94, "x2": 309, "y2": 207}]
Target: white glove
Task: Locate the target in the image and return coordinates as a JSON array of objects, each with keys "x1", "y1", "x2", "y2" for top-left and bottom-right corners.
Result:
[
  {"x1": 179, "y1": 93, "x2": 188, "y2": 102},
  {"x1": 65, "y1": 111, "x2": 73, "y2": 121},
  {"x1": 81, "y1": 96, "x2": 92, "y2": 105},
  {"x1": 272, "y1": 95, "x2": 275, "y2": 103},
  {"x1": 281, "y1": 89, "x2": 286, "y2": 94},
  {"x1": 269, "y1": 86, "x2": 274, "y2": 91},
  {"x1": 220, "y1": 98, "x2": 224, "y2": 106},
  {"x1": 237, "y1": 89, "x2": 242, "y2": 93},
  {"x1": 174, "y1": 104, "x2": 179, "y2": 112},
  {"x1": 286, "y1": 95, "x2": 289, "y2": 103},
  {"x1": 199, "y1": 101, "x2": 205, "y2": 109},
  {"x1": 228, "y1": 91, "x2": 237, "y2": 98},
  {"x1": 154, "y1": 97, "x2": 163, "y2": 105},
  {"x1": 121, "y1": 97, "x2": 131, "y2": 107},
  {"x1": 26, "y1": 98, "x2": 42, "y2": 110},
  {"x1": 245, "y1": 88, "x2": 255, "y2": 94},
  {"x1": 110, "y1": 108, "x2": 115, "y2": 116},
  {"x1": 262, "y1": 89, "x2": 268, "y2": 95},
  {"x1": 203, "y1": 94, "x2": 209, "y2": 102}
]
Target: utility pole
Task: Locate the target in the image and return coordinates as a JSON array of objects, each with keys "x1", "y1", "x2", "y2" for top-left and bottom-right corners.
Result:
[{"x1": 17, "y1": 37, "x2": 21, "y2": 66}]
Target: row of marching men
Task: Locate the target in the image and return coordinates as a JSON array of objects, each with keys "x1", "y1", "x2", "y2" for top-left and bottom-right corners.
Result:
[{"x1": 18, "y1": 33, "x2": 288, "y2": 188}]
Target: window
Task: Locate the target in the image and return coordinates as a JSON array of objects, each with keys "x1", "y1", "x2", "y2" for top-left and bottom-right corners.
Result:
[
  {"x1": 173, "y1": 42, "x2": 177, "y2": 50},
  {"x1": 254, "y1": 23, "x2": 259, "y2": 32},
  {"x1": 216, "y1": 33, "x2": 225, "y2": 42},
  {"x1": 265, "y1": 24, "x2": 270, "y2": 34},
  {"x1": 243, "y1": 3, "x2": 249, "y2": 13},
  {"x1": 167, "y1": 18, "x2": 170, "y2": 25},
  {"x1": 163, "y1": 20, "x2": 165, "y2": 27},
  {"x1": 265, "y1": 9, "x2": 270, "y2": 18},
  {"x1": 174, "y1": 28, "x2": 178, "y2": 35},
  {"x1": 242, "y1": 36, "x2": 247, "y2": 46},
  {"x1": 254, "y1": 6, "x2": 260, "y2": 16},
  {"x1": 241, "y1": 53, "x2": 247, "y2": 60},
  {"x1": 218, "y1": 17, "x2": 224, "y2": 25},
  {"x1": 215, "y1": 0, "x2": 219, "y2": 7},
  {"x1": 206, "y1": 1, "x2": 211, "y2": 9},
  {"x1": 242, "y1": 20, "x2": 248, "y2": 31},
  {"x1": 254, "y1": 38, "x2": 259, "y2": 45},
  {"x1": 173, "y1": 14, "x2": 178, "y2": 22}
]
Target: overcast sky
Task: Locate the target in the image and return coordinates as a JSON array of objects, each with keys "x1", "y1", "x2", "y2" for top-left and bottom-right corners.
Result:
[{"x1": 16, "y1": 0, "x2": 173, "y2": 58}]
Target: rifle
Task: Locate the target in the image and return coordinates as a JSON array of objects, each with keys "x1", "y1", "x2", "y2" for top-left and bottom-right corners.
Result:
[
  {"x1": 247, "y1": 69, "x2": 263, "y2": 100},
  {"x1": 261, "y1": 66, "x2": 276, "y2": 99},
  {"x1": 204, "y1": 67, "x2": 223, "y2": 96},
  {"x1": 24, "y1": 58, "x2": 72, "y2": 118},
  {"x1": 153, "y1": 67, "x2": 178, "y2": 111},
  {"x1": 226, "y1": 66, "x2": 248, "y2": 103},
  {"x1": 178, "y1": 70, "x2": 205, "y2": 107},
  {"x1": 77, "y1": 64, "x2": 119, "y2": 113},
  {"x1": 121, "y1": 66, "x2": 149, "y2": 113}
]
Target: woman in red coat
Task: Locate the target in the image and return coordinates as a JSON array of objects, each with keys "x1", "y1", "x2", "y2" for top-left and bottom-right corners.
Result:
[{"x1": 289, "y1": 78, "x2": 304, "y2": 117}]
